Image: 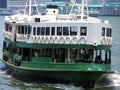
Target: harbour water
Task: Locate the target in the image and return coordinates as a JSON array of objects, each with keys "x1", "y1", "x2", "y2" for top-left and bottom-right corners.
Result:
[{"x1": 0, "y1": 16, "x2": 120, "y2": 90}]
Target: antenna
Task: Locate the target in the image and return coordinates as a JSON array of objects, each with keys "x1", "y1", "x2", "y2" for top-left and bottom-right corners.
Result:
[{"x1": 24, "y1": 0, "x2": 40, "y2": 16}]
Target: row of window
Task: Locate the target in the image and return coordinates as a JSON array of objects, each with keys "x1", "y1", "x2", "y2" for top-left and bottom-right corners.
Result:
[
  {"x1": 5, "y1": 23, "x2": 12, "y2": 32},
  {"x1": 5, "y1": 23, "x2": 112, "y2": 37},
  {"x1": 32, "y1": 26, "x2": 87, "y2": 36},
  {"x1": 102, "y1": 27, "x2": 112, "y2": 37},
  {"x1": 17, "y1": 25, "x2": 87, "y2": 36},
  {"x1": 17, "y1": 25, "x2": 31, "y2": 34}
]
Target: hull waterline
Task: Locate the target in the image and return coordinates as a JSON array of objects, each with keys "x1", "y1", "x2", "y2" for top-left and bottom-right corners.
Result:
[{"x1": 0, "y1": 59, "x2": 114, "y2": 86}]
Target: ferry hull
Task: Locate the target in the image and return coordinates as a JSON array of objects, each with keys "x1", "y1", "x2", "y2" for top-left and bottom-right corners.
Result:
[{"x1": 1, "y1": 59, "x2": 114, "y2": 85}]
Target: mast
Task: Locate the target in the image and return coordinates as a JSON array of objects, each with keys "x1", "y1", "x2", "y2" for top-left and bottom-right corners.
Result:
[
  {"x1": 29, "y1": 0, "x2": 32, "y2": 16},
  {"x1": 81, "y1": 0, "x2": 84, "y2": 20},
  {"x1": 68, "y1": 0, "x2": 88, "y2": 20},
  {"x1": 68, "y1": 0, "x2": 76, "y2": 20},
  {"x1": 81, "y1": 0, "x2": 88, "y2": 19},
  {"x1": 24, "y1": 0, "x2": 39, "y2": 16}
]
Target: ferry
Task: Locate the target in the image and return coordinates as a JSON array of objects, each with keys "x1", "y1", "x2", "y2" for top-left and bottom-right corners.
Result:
[{"x1": 1, "y1": 0, "x2": 114, "y2": 86}]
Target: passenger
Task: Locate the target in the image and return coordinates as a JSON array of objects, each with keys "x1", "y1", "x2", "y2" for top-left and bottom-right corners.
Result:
[
  {"x1": 65, "y1": 58, "x2": 70, "y2": 63},
  {"x1": 34, "y1": 51, "x2": 38, "y2": 57},
  {"x1": 25, "y1": 56, "x2": 28, "y2": 61},
  {"x1": 54, "y1": 54, "x2": 58, "y2": 63},
  {"x1": 95, "y1": 55, "x2": 102, "y2": 63},
  {"x1": 83, "y1": 54, "x2": 89, "y2": 62}
]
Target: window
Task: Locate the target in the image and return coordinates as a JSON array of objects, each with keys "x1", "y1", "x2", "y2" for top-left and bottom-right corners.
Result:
[
  {"x1": 80, "y1": 27, "x2": 87, "y2": 36},
  {"x1": 110, "y1": 28, "x2": 112, "y2": 37},
  {"x1": 57, "y1": 27, "x2": 62, "y2": 35},
  {"x1": 8, "y1": 24, "x2": 12, "y2": 32},
  {"x1": 106, "y1": 28, "x2": 109, "y2": 37},
  {"x1": 35, "y1": 18, "x2": 40, "y2": 22},
  {"x1": 28, "y1": 26, "x2": 31, "y2": 34},
  {"x1": 21, "y1": 26, "x2": 24, "y2": 34},
  {"x1": 37, "y1": 27, "x2": 40, "y2": 35},
  {"x1": 106, "y1": 28, "x2": 112, "y2": 37},
  {"x1": 25, "y1": 26, "x2": 28, "y2": 34},
  {"x1": 51, "y1": 27, "x2": 55, "y2": 35},
  {"x1": 70, "y1": 26, "x2": 77, "y2": 35},
  {"x1": 102, "y1": 27, "x2": 105, "y2": 36},
  {"x1": 46, "y1": 27, "x2": 50, "y2": 35},
  {"x1": 63, "y1": 27, "x2": 69, "y2": 35},
  {"x1": 5, "y1": 23, "x2": 8, "y2": 31},
  {"x1": 41, "y1": 27, "x2": 45, "y2": 35},
  {"x1": 33, "y1": 27, "x2": 36, "y2": 35},
  {"x1": 18, "y1": 26, "x2": 21, "y2": 34}
]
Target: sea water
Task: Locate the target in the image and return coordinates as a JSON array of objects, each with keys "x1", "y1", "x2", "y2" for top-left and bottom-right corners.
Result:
[{"x1": 0, "y1": 16, "x2": 120, "y2": 90}]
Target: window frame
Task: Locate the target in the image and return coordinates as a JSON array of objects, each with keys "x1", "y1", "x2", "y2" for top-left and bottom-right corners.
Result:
[
  {"x1": 80, "y1": 27, "x2": 87, "y2": 36},
  {"x1": 63, "y1": 27, "x2": 69, "y2": 36},
  {"x1": 70, "y1": 26, "x2": 77, "y2": 36},
  {"x1": 57, "y1": 27, "x2": 62, "y2": 36}
]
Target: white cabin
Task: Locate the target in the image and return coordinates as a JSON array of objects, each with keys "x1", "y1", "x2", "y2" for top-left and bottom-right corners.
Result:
[{"x1": 3, "y1": 0, "x2": 112, "y2": 46}]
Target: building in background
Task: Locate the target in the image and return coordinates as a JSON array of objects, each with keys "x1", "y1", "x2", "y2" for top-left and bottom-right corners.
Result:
[
  {"x1": 104, "y1": 0, "x2": 120, "y2": 3},
  {"x1": 52, "y1": 0, "x2": 69, "y2": 2},
  {"x1": 0, "y1": 0, "x2": 7, "y2": 8},
  {"x1": 7, "y1": 0, "x2": 52, "y2": 10},
  {"x1": 0, "y1": 0, "x2": 13, "y2": 16},
  {"x1": 1, "y1": 0, "x2": 120, "y2": 16},
  {"x1": 88, "y1": 0, "x2": 120, "y2": 16}
]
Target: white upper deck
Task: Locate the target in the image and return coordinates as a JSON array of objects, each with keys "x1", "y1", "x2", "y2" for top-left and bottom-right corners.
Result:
[
  {"x1": 5, "y1": 0, "x2": 101, "y2": 24},
  {"x1": 4, "y1": 0, "x2": 112, "y2": 46}
]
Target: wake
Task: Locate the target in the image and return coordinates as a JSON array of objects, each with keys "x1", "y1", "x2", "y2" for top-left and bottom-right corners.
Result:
[{"x1": 94, "y1": 71, "x2": 120, "y2": 90}]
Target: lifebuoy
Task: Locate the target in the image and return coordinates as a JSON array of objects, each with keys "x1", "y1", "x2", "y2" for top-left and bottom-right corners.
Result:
[
  {"x1": 65, "y1": 36, "x2": 71, "y2": 44},
  {"x1": 71, "y1": 36, "x2": 78, "y2": 44},
  {"x1": 59, "y1": 37, "x2": 65, "y2": 44},
  {"x1": 54, "y1": 36, "x2": 59, "y2": 44},
  {"x1": 79, "y1": 36, "x2": 87, "y2": 44}
]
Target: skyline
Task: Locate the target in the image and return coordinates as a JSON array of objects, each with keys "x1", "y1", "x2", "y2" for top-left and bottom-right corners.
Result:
[{"x1": 0, "y1": 0, "x2": 120, "y2": 9}]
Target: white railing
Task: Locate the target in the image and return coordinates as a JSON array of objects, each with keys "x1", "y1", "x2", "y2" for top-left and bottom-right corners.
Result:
[
  {"x1": 5, "y1": 32, "x2": 112, "y2": 46},
  {"x1": 16, "y1": 34, "x2": 27, "y2": 42},
  {"x1": 101, "y1": 37, "x2": 112, "y2": 45}
]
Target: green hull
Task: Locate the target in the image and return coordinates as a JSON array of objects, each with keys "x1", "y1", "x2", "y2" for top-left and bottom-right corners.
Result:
[
  {"x1": 1, "y1": 59, "x2": 114, "y2": 83},
  {"x1": 2, "y1": 38, "x2": 114, "y2": 85}
]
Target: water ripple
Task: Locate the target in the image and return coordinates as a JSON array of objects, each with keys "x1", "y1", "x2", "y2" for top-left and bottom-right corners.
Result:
[{"x1": 94, "y1": 73, "x2": 120, "y2": 90}]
